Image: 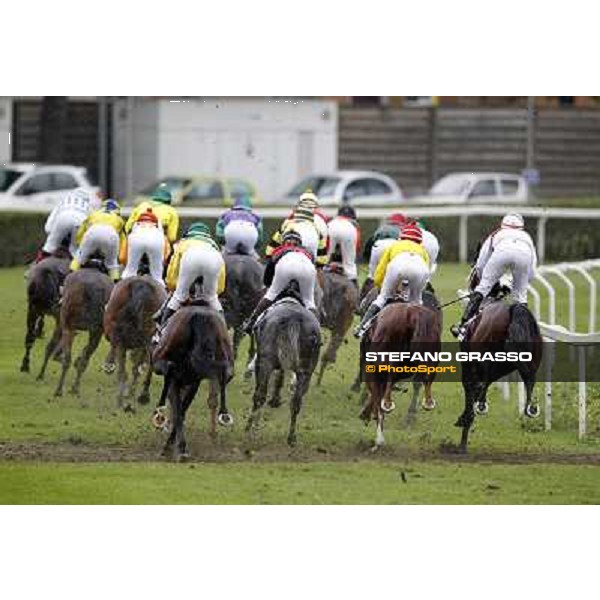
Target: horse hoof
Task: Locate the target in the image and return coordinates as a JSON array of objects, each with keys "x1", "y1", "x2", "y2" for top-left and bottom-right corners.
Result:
[
  {"x1": 20, "y1": 364, "x2": 30, "y2": 373},
  {"x1": 380, "y1": 400, "x2": 395, "y2": 414},
  {"x1": 54, "y1": 391, "x2": 63, "y2": 398},
  {"x1": 122, "y1": 403, "x2": 135, "y2": 414},
  {"x1": 36, "y1": 374, "x2": 44, "y2": 382},
  {"x1": 136, "y1": 392, "x2": 150, "y2": 405},
  {"x1": 218, "y1": 413, "x2": 234, "y2": 427},
  {"x1": 525, "y1": 404, "x2": 540, "y2": 419},
  {"x1": 152, "y1": 408, "x2": 168, "y2": 430},
  {"x1": 287, "y1": 435, "x2": 297, "y2": 447},
  {"x1": 176, "y1": 452, "x2": 190, "y2": 463},
  {"x1": 422, "y1": 397, "x2": 436, "y2": 411},
  {"x1": 267, "y1": 398, "x2": 282, "y2": 408},
  {"x1": 69, "y1": 387, "x2": 80, "y2": 396},
  {"x1": 474, "y1": 401, "x2": 488, "y2": 416},
  {"x1": 101, "y1": 362, "x2": 116, "y2": 374}
]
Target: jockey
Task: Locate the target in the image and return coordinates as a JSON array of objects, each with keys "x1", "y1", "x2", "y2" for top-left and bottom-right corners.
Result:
[
  {"x1": 326, "y1": 204, "x2": 361, "y2": 284},
  {"x1": 265, "y1": 206, "x2": 321, "y2": 263},
  {"x1": 125, "y1": 185, "x2": 180, "y2": 255},
  {"x1": 354, "y1": 223, "x2": 430, "y2": 338},
  {"x1": 296, "y1": 189, "x2": 329, "y2": 253},
  {"x1": 216, "y1": 195, "x2": 263, "y2": 256},
  {"x1": 244, "y1": 230, "x2": 318, "y2": 333},
  {"x1": 120, "y1": 207, "x2": 170, "y2": 285},
  {"x1": 361, "y1": 213, "x2": 407, "y2": 296},
  {"x1": 38, "y1": 188, "x2": 100, "y2": 261},
  {"x1": 70, "y1": 199, "x2": 125, "y2": 282},
  {"x1": 451, "y1": 213, "x2": 537, "y2": 339},
  {"x1": 160, "y1": 222, "x2": 226, "y2": 327}
]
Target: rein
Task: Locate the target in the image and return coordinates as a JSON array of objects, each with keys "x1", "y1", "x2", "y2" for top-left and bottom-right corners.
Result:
[{"x1": 438, "y1": 293, "x2": 473, "y2": 309}]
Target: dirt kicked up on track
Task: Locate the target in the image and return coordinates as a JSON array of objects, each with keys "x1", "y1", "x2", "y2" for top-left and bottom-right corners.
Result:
[{"x1": 2, "y1": 265, "x2": 600, "y2": 504}]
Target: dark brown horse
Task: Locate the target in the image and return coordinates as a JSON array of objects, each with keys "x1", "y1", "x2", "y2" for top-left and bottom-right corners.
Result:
[
  {"x1": 454, "y1": 300, "x2": 542, "y2": 453},
  {"x1": 360, "y1": 302, "x2": 441, "y2": 449},
  {"x1": 103, "y1": 276, "x2": 167, "y2": 410},
  {"x1": 152, "y1": 304, "x2": 234, "y2": 460},
  {"x1": 21, "y1": 249, "x2": 71, "y2": 374},
  {"x1": 38, "y1": 265, "x2": 113, "y2": 396},
  {"x1": 316, "y1": 267, "x2": 358, "y2": 385}
]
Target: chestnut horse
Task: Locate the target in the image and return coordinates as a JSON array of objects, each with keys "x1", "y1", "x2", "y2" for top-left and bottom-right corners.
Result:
[
  {"x1": 360, "y1": 301, "x2": 441, "y2": 449},
  {"x1": 103, "y1": 276, "x2": 167, "y2": 410}
]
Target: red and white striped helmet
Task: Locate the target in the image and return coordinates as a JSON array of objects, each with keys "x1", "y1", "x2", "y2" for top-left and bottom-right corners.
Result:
[{"x1": 400, "y1": 223, "x2": 423, "y2": 244}]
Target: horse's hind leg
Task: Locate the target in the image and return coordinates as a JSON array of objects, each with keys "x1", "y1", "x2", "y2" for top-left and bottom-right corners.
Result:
[
  {"x1": 455, "y1": 380, "x2": 483, "y2": 453},
  {"x1": 232, "y1": 327, "x2": 242, "y2": 361},
  {"x1": 115, "y1": 346, "x2": 129, "y2": 409},
  {"x1": 288, "y1": 372, "x2": 309, "y2": 446},
  {"x1": 268, "y1": 370, "x2": 284, "y2": 408},
  {"x1": 217, "y1": 373, "x2": 233, "y2": 427},
  {"x1": 175, "y1": 382, "x2": 199, "y2": 460},
  {"x1": 207, "y1": 380, "x2": 218, "y2": 439},
  {"x1": 21, "y1": 305, "x2": 38, "y2": 373},
  {"x1": 37, "y1": 318, "x2": 61, "y2": 381},
  {"x1": 317, "y1": 332, "x2": 343, "y2": 386},
  {"x1": 522, "y1": 373, "x2": 539, "y2": 418},
  {"x1": 54, "y1": 328, "x2": 74, "y2": 397},
  {"x1": 246, "y1": 363, "x2": 271, "y2": 437},
  {"x1": 404, "y1": 382, "x2": 421, "y2": 427},
  {"x1": 136, "y1": 349, "x2": 153, "y2": 406},
  {"x1": 70, "y1": 328, "x2": 102, "y2": 396},
  {"x1": 102, "y1": 344, "x2": 117, "y2": 374}
]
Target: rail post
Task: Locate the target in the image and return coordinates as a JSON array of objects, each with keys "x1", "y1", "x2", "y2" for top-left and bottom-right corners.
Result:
[{"x1": 459, "y1": 214, "x2": 469, "y2": 263}]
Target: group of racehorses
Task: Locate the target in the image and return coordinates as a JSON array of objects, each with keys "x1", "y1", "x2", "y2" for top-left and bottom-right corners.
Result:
[{"x1": 20, "y1": 237, "x2": 542, "y2": 460}]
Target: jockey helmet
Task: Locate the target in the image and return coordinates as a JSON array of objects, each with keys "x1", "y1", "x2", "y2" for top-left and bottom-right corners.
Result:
[
  {"x1": 298, "y1": 189, "x2": 319, "y2": 209},
  {"x1": 152, "y1": 185, "x2": 172, "y2": 205},
  {"x1": 233, "y1": 195, "x2": 253, "y2": 210},
  {"x1": 338, "y1": 204, "x2": 357, "y2": 220},
  {"x1": 282, "y1": 230, "x2": 303, "y2": 246},
  {"x1": 102, "y1": 199, "x2": 121, "y2": 214},
  {"x1": 400, "y1": 223, "x2": 423, "y2": 244},
  {"x1": 387, "y1": 213, "x2": 408, "y2": 226},
  {"x1": 293, "y1": 206, "x2": 314, "y2": 222},
  {"x1": 185, "y1": 222, "x2": 212, "y2": 239},
  {"x1": 501, "y1": 213, "x2": 525, "y2": 229},
  {"x1": 137, "y1": 208, "x2": 159, "y2": 226}
]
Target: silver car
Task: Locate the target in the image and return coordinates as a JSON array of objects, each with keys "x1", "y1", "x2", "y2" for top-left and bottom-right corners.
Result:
[{"x1": 278, "y1": 170, "x2": 404, "y2": 206}]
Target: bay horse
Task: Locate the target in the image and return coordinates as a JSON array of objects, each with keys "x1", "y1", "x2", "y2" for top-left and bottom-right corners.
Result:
[
  {"x1": 38, "y1": 263, "x2": 114, "y2": 397},
  {"x1": 316, "y1": 267, "x2": 358, "y2": 385},
  {"x1": 360, "y1": 301, "x2": 441, "y2": 449},
  {"x1": 152, "y1": 303, "x2": 234, "y2": 461},
  {"x1": 21, "y1": 248, "x2": 71, "y2": 374},
  {"x1": 454, "y1": 300, "x2": 542, "y2": 453},
  {"x1": 103, "y1": 276, "x2": 167, "y2": 410},
  {"x1": 221, "y1": 253, "x2": 265, "y2": 368},
  {"x1": 245, "y1": 290, "x2": 321, "y2": 446}
]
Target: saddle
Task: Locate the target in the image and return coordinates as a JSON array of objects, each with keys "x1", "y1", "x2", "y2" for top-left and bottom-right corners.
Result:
[
  {"x1": 81, "y1": 258, "x2": 109, "y2": 275},
  {"x1": 254, "y1": 280, "x2": 305, "y2": 331}
]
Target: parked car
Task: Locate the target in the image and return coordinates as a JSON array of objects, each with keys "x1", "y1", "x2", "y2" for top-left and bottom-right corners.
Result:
[
  {"x1": 0, "y1": 163, "x2": 99, "y2": 208},
  {"x1": 411, "y1": 172, "x2": 529, "y2": 205},
  {"x1": 276, "y1": 170, "x2": 404, "y2": 206},
  {"x1": 134, "y1": 176, "x2": 261, "y2": 207}
]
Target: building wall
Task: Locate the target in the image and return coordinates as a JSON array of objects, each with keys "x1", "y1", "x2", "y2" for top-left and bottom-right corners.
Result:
[
  {"x1": 112, "y1": 97, "x2": 337, "y2": 200},
  {"x1": 0, "y1": 98, "x2": 12, "y2": 164}
]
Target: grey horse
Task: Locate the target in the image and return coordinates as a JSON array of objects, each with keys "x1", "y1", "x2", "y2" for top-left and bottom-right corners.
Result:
[{"x1": 245, "y1": 292, "x2": 321, "y2": 446}]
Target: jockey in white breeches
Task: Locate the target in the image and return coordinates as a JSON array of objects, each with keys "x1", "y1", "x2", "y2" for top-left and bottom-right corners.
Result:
[
  {"x1": 224, "y1": 220, "x2": 259, "y2": 256},
  {"x1": 327, "y1": 205, "x2": 360, "y2": 282},
  {"x1": 368, "y1": 238, "x2": 396, "y2": 279},
  {"x1": 41, "y1": 188, "x2": 98, "y2": 258},
  {"x1": 452, "y1": 213, "x2": 537, "y2": 338},
  {"x1": 421, "y1": 227, "x2": 440, "y2": 275},
  {"x1": 121, "y1": 207, "x2": 167, "y2": 285}
]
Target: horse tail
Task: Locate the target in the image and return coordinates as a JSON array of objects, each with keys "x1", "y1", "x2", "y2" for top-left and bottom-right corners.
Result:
[
  {"x1": 125, "y1": 279, "x2": 148, "y2": 336},
  {"x1": 189, "y1": 311, "x2": 221, "y2": 377},
  {"x1": 278, "y1": 319, "x2": 302, "y2": 372},
  {"x1": 507, "y1": 303, "x2": 540, "y2": 343},
  {"x1": 29, "y1": 267, "x2": 60, "y2": 311}
]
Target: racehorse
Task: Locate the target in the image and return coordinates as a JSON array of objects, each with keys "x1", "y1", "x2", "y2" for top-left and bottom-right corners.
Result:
[
  {"x1": 316, "y1": 266, "x2": 358, "y2": 385},
  {"x1": 152, "y1": 303, "x2": 234, "y2": 460},
  {"x1": 21, "y1": 248, "x2": 71, "y2": 374},
  {"x1": 39, "y1": 263, "x2": 113, "y2": 397},
  {"x1": 454, "y1": 298, "x2": 542, "y2": 453},
  {"x1": 103, "y1": 276, "x2": 167, "y2": 410},
  {"x1": 360, "y1": 301, "x2": 441, "y2": 449},
  {"x1": 221, "y1": 253, "x2": 265, "y2": 368},
  {"x1": 245, "y1": 286, "x2": 321, "y2": 446}
]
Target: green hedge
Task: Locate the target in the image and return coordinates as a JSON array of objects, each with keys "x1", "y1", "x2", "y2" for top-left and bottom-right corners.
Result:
[{"x1": 2, "y1": 212, "x2": 599, "y2": 268}]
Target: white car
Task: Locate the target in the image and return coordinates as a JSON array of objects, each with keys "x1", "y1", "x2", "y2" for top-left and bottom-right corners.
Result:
[
  {"x1": 278, "y1": 170, "x2": 404, "y2": 206},
  {"x1": 412, "y1": 172, "x2": 529, "y2": 205},
  {"x1": 0, "y1": 163, "x2": 99, "y2": 209}
]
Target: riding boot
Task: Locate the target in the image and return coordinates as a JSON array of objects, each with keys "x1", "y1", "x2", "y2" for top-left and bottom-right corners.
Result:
[
  {"x1": 359, "y1": 277, "x2": 374, "y2": 300},
  {"x1": 243, "y1": 297, "x2": 273, "y2": 334},
  {"x1": 353, "y1": 303, "x2": 381, "y2": 339},
  {"x1": 451, "y1": 292, "x2": 483, "y2": 338}
]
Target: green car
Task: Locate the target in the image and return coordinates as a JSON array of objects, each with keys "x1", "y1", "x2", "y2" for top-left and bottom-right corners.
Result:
[{"x1": 134, "y1": 176, "x2": 261, "y2": 207}]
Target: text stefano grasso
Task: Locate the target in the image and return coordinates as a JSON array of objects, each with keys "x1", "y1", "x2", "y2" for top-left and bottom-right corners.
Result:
[{"x1": 364, "y1": 351, "x2": 533, "y2": 363}]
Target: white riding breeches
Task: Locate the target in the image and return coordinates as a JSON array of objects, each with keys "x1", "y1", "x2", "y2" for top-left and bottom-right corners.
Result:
[
  {"x1": 43, "y1": 209, "x2": 86, "y2": 255},
  {"x1": 368, "y1": 238, "x2": 396, "y2": 278},
  {"x1": 224, "y1": 220, "x2": 259, "y2": 255},
  {"x1": 168, "y1": 245, "x2": 224, "y2": 312},
  {"x1": 291, "y1": 221, "x2": 319, "y2": 258},
  {"x1": 476, "y1": 244, "x2": 533, "y2": 303},
  {"x1": 374, "y1": 252, "x2": 430, "y2": 307},
  {"x1": 327, "y1": 218, "x2": 358, "y2": 279},
  {"x1": 76, "y1": 224, "x2": 120, "y2": 271},
  {"x1": 422, "y1": 230, "x2": 440, "y2": 275},
  {"x1": 121, "y1": 225, "x2": 165, "y2": 285},
  {"x1": 264, "y1": 251, "x2": 316, "y2": 309}
]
